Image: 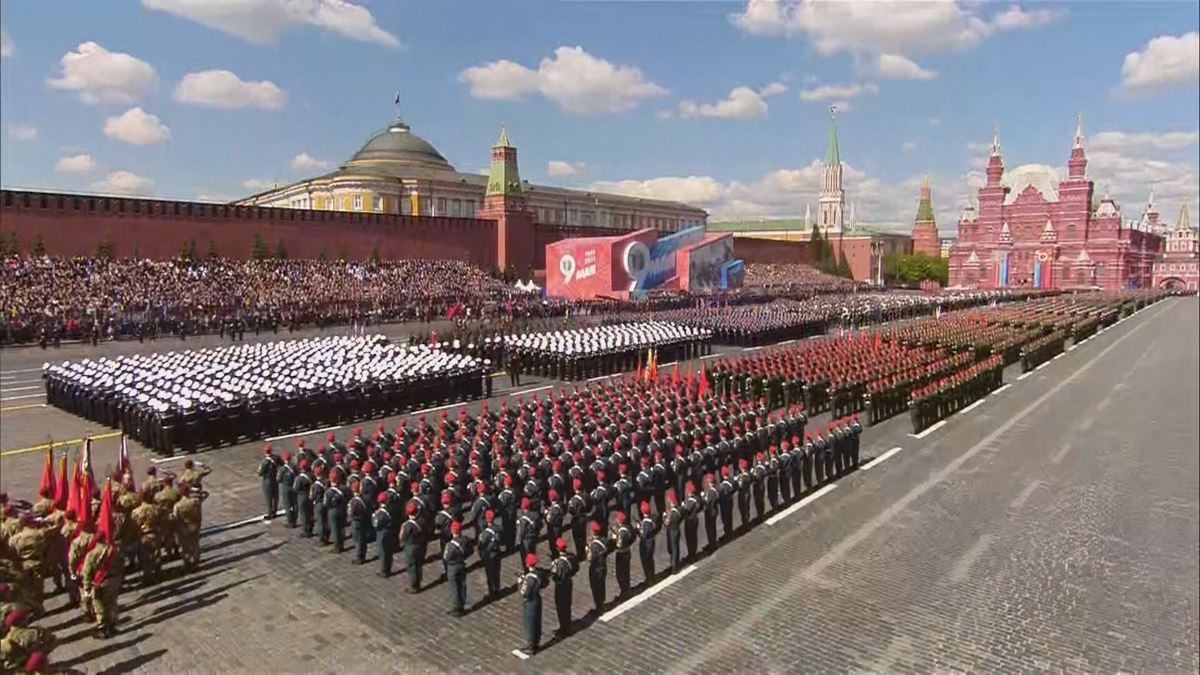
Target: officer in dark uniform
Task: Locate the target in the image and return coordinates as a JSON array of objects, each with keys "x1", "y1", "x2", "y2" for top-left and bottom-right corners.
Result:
[
  {"x1": 312, "y1": 466, "x2": 329, "y2": 544},
  {"x1": 372, "y1": 493, "x2": 395, "y2": 577},
  {"x1": 498, "y1": 476, "x2": 518, "y2": 553},
  {"x1": 326, "y1": 474, "x2": 348, "y2": 553},
  {"x1": 682, "y1": 481, "x2": 701, "y2": 560},
  {"x1": 663, "y1": 490, "x2": 683, "y2": 573},
  {"x1": 399, "y1": 503, "x2": 424, "y2": 592},
  {"x1": 718, "y1": 466, "x2": 736, "y2": 540},
  {"x1": 550, "y1": 538, "x2": 576, "y2": 637},
  {"x1": 702, "y1": 473, "x2": 720, "y2": 551},
  {"x1": 279, "y1": 452, "x2": 298, "y2": 527},
  {"x1": 612, "y1": 511, "x2": 634, "y2": 596},
  {"x1": 637, "y1": 501, "x2": 657, "y2": 584},
  {"x1": 350, "y1": 481, "x2": 371, "y2": 564},
  {"x1": 258, "y1": 445, "x2": 279, "y2": 521},
  {"x1": 478, "y1": 510, "x2": 502, "y2": 598},
  {"x1": 520, "y1": 553, "x2": 543, "y2": 654},
  {"x1": 518, "y1": 497, "x2": 542, "y2": 559},
  {"x1": 295, "y1": 460, "x2": 314, "y2": 537},
  {"x1": 567, "y1": 479, "x2": 591, "y2": 558},
  {"x1": 735, "y1": 459, "x2": 753, "y2": 530},
  {"x1": 444, "y1": 521, "x2": 469, "y2": 617},
  {"x1": 544, "y1": 490, "x2": 565, "y2": 558},
  {"x1": 586, "y1": 522, "x2": 609, "y2": 613},
  {"x1": 751, "y1": 454, "x2": 768, "y2": 520}
]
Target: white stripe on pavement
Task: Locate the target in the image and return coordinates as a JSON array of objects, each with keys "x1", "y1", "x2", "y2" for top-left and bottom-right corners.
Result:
[
  {"x1": 200, "y1": 515, "x2": 265, "y2": 537},
  {"x1": 742, "y1": 346, "x2": 763, "y2": 352},
  {"x1": 765, "y1": 484, "x2": 837, "y2": 526},
  {"x1": 700, "y1": 353, "x2": 721, "y2": 360},
  {"x1": 511, "y1": 649, "x2": 531, "y2": 660},
  {"x1": 1035, "y1": 362, "x2": 1049, "y2": 371},
  {"x1": 859, "y1": 447, "x2": 902, "y2": 471},
  {"x1": 0, "y1": 367, "x2": 44, "y2": 374},
  {"x1": 0, "y1": 393, "x2": 46, "y2": 402},
  {"x1": 409, "y1": 402, "x2": 463, "y2": 416},
  {"x1": 958, "y1": 399, "x2": 985, "y2": 415},
  {"x1": 778, "y1": 339, "x2": 796, "y2": 345},
  {"x1": 150, "y1": 455, "x2": 192, "y2": 464},
  {"x1": 991, "y1": 384, "x2": 1011, "y2": 396},
  {"x1": 599, "y1": 564, "x2": 698, "y2": 622},
  {"x1": 0, "y1": 385, "x2": 41, "y2": 393},
  {"x1": 908, "y1": 419, "x2": 946, "y2": 439},
  {"x1": 265, "y1": 425, "x2": 342, "y2": 443},
  {"x1": 1017, "y1": 372, "x2": 1032, "y2": 381},
  {"x1": 510, "y1": 385, "x2": 553, "y2": 397},
  {"x1": 588, "y1": 373, "x2": 619, "y2": 382},
  {"x1": 0, "y1": 379, "x2": 41, "y2": 386}
]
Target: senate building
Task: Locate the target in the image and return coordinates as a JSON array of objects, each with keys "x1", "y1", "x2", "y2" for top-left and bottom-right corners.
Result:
[{"x1": 235, "y1": 117, "x2": 708, "y2": 235}]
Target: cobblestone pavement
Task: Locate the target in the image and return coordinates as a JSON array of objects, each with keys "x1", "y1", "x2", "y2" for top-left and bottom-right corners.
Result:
[{"x1": 1, "y1": 299, "x2": 1196, "y2": 672}]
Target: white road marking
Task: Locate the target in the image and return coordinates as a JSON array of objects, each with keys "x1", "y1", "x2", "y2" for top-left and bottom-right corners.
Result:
[
  {"x1": 1096, "y1": 396, "x2": 1112, "y2": 412},
  {"x1": 948, "y1": 534, "x2": 995, "y2": 583},
  {"x1": 991, "y1": 384, "x2": 1011, "y2": 396},
  {"x1": 778, "y1": 339, "x2": 796, "y2": 345},
  {"x1": 410, "y1": 402, "x2": 464, "y2": 415},
  {"x1": 510, "y1": 385, "x2": 553, "y2": 397},
  {"x1": 200, "y1": 515, "x2": 266, "y2": 537},
  {"x1": 0, "y1": 385, "x2": 42, "y2": 393},
  {"x1": 1017, "y1": 372, "x2": 1032, "y2": 380},
  {"x1": 0, "y1": 393, "x2": 45, "y2": 402},
  {"x1": 588, "y1": 373, "x2": 619, "y2": 382},
  {"x1": 908, "y1": 419, "x2": 946, "y2": 439},
  {"x1": 599, "y1": 564, "x2": 698, "y2": 622},
  {"x1": 511, "y1": 649, "x2": 531, "y2": 660},
  {"x1": 1050, "y1": 442, "x2": 1073, "y2": 465},
  {"x1": 859, "y1": 447, "x2": 902, "y2": 471},
  {"x1": 150, "y1": 455, "x2": 191, "y2": 464},
  {"x1": 0, "y1": 367, "x2": 44, "y2": 374},
  {"x1": 660, "y1": 361, "x2": 677, "y2": 368},
  {"x1": 265, "y1": 425, "x2": 342, "y2": 442},
  {"x1": 958, "y1": 399, "x2": 985, "y2": 414},
  {"x1": 0, "y1": 379, "x2": 41, "y2": 386},
  {"x1": 1067, "y1": 344, "x2": 1077, "y2": 352},
  {"x1": 1078, "y1": 415, "x2": 1095, "y2": 432},
  {"x1": 1035, "y1": 362, "x2": 1049, "y2": 371},
  {"x1": 1052, "y1": 353, "x2": 1064, "y2": 361},
  {"x1": 765, "y1": 484, "x2": 837, "y2": 526},
  {"x1": 742, "y1": 346, "x2": 763, "y2": 352},
  {"x1": 700, "y1": 353, "x2": 721, "y2": 360},
  {"x1": 1009, "y1": 479, "x2": 1044, "y2": 509}
]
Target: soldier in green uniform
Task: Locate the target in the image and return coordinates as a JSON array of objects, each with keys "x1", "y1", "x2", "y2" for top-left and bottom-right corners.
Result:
[
  {"x1": 173, "y1": 484, "x2": 204, "y2": 572},
  {"x1": 81, "y1": 537, "x2": 123, "y2": 638}
]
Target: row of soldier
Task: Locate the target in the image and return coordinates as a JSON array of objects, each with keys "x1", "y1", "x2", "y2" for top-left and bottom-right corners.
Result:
[{"x1": 254, "y1": 381, "x2": 861, "y2": 653}]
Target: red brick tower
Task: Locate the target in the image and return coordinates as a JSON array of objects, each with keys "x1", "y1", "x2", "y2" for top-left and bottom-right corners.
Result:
[
  {"x1": 911, "y1": 173, "x2": 941, "y2": 257},
  {"x1": 478, "y1": 125, "x2": 535, "y2": 277}
]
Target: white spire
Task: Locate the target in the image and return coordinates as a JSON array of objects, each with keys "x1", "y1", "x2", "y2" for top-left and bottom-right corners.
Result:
[
  {"x1": 990, "y1": 122, "x2": 1001, "y2": 157},
  {"x1": 1147, "y1": 184, "x2": 1156, "y2": 212},
  {"x1": 804, "y1": 202, "x2": 811, "y2": 228},
  {"x1": 1073, "y1": 113, "x2": 1084, "y2": 150}
]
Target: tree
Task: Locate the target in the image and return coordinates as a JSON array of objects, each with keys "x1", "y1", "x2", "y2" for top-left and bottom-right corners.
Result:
[
  {"x1": 31, "y1": 234, "x2": 46, "y2": 257},
  {"x1": 206, "y1": 239, "x2": 218, "y2": 260},
  {"x1": 179, "y1": 238, "x2": 197, "y2": 262},
  {"x1": 370, "y1": 244, "x2": 381, "y2": 262},
  {"x1": 96, "y1": 234, "x2": 115, "y2": 260},
  {"x1": 2, "y1": 230, "x2": 17, "y2": 256},
  {"x1": 274, "y1": 239, "x2": 288, "y2": 259},
  {"x1": 132, "y1": 241, "x2": 141, "y2": 259},
  {"x1": 887, "y1": 252, "x2": 949, "y2": 286},
  {"x1": 251, "y1": 232, "x2": 269, "y2": 260},
  {"x1": 836, "y1": 249, "x2": 852, "y2": 278}
]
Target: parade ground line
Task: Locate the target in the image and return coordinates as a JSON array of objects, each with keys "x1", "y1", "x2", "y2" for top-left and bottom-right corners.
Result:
[
  {"x1": 859, "y1": 446, "x2": 903, "y2": 471},
  {"x1": 958, "y1": 399, "x2": 985, "y2": 415},
  {"x1": 266, "y1": 425, "x2": 341, "y2": 443},
  {"x1": 991, "y1": 384, "x2": 1012, "y2": 396},
  {"x1": 0, "y1": 367, "x2": 44, "y2": 375},
  {"x1": 0, "y1": 403, "x2": 46, "y2": 412},
  {"x1": 0, "y1": 393, "x2": 46, "y2": 402},
  {"x1": 743, "y1": 346, "x2": 763, "y2": 352},
  {"x1": 511, "y1": 385, "x2": 553, "y2": 397},
  {"x1": 700, "y1": 353, "x2": 721, "y2": 360},
  {"x1": 200, "y1": 515, "x2": 266, "y2": 537},
  {"x1": 765, "y1": 484, "x2": 837, "y2": 526},
  {"x1": 599, "y1": 564, "x2": 698, "y2": 623},
  {"x1": 588, "y1": 373, "x2": 619, "y2": 382},
  {"x1": 510, "y1": 649, "x2": 531, "y2": 660},
  {"x1": 1, "y1": 430, "x2": 123, "y2": 458},
  {"x1": 0, "y1": 385, "x2": 43, "y2": 393},
  {"x1": 908, "y1": 419, "x2": 946, "y2": 439},
  {"x1": 1017, "y1": 372, "x2": 1033, "y2": 381}
]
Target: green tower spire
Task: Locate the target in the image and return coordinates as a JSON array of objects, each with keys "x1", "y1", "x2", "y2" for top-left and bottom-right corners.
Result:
[
  {"x1": 486, "y1": 124, "x2": 523, "y2": 198},
  {"x1": 825, "y1": 105, "x2": 840, "y2": 166},
  {"x1": 916, "y1": 173, "x2": 935, "y2": 222}
]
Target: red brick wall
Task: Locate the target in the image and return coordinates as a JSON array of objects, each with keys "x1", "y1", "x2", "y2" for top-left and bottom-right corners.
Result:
[
  {"x1": 732, "y1": 236, "x2": 811, "y2": 265},
  {"x1": 0, "y1": 190, "x2": 499, "y2": 266},
  {"x1": 532, "y1": 222, "x2": 626, "y2": 269}
]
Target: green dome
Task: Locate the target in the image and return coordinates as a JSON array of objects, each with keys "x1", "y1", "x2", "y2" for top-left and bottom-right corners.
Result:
[{"x1": 344, "y1": 118, "x2": 455, "y2": 173}]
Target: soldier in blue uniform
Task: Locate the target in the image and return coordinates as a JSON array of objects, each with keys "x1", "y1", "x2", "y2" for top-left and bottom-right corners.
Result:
[
  {"x1": 637, "y1": 501, "x2": 657, "y2": 584},
  {"x1": 399, "y1": 503, "x2": 424, "y2": 592},
  {"x1": 258, "y1": 444, "x2": 279, "y2": 521},
  {"x1": 520, "y1": 553, "x2": 543, "y2": 654},
  {"x1": 372, "y1": 493, "x2": 394, "y2": 577},
  {"x1": 663, "y1": 491, "x2": 683, "y2": 573},
  {"x1": 478, "y1": 510, "x2": 502, "y2": 598},
  {"x1": 350, "y1": 481, "x2": 370, "y2": 564},
  {"x1": 550, "y1": 538, "x2": 576, "y2": 637},
  {"x1": 325, "y1": 473, "x2": 348, "y2": 553},
  {"x1": 587, "y1": 521, "x2": 609, "y2": 613},
  {"x1": 443, "y1": 521, "x2": 469, "y2": 617}
]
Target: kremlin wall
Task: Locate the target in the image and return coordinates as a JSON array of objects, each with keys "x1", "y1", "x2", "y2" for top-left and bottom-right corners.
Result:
[{"x1": 1, "y1": 112, "x2": 1194, "y2": 290}]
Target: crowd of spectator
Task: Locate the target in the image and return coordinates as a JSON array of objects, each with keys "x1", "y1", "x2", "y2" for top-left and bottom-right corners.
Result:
[{"x1": 743, "y1": 263, "x2": 863, "y2": 293}]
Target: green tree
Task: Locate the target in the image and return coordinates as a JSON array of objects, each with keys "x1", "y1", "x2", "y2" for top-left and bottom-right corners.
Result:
[
  {"x1": 251, "y1": 232, "x2": 269, "y2": 260},
  {"x1": 31, "y1": 234, "x2": 46, "y2": 257},
  {"x1": 274, "y1": 239, "x2": 288, "y2": 259},
  {"x1": 96, "y1": 233, "x2": 115, "y2": 260},
  {"x1": 370, "y1": 244, "x2": 381, "y2": 262},
  {"x1": 206, "y1": 239, "x2": 218, "y2": 260},
  {"x1": 836, "y1": 249, "x2": 852, "y2": 278},
  {"x1": 2, "y1": 230, "x2": 17, "y2": 256},
  {"x1": 179, "y1": 238, "x2": 197, "y2": 262}
]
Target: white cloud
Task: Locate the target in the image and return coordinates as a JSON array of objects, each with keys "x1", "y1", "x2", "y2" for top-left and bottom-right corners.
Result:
[
  {"x1": 291, "y1": 152, "x2": 330, "y2": 172},
  {"x1": 8, "y1": 124, "x2": 37, "y2": 141},
  {"x1": 1090, "y1": 130, "x2": 1200, "y2": 153},
  {"x1": 679, "y1": 85, "x2": 779, "y2": 119},
  {"x1": 91, "y1": 170, "x2": 155, "y2": 196},
  {"x1": 142, "y1": 0, "x2": 399, "y2": 48},
  {"x1": 730, "y1": 0, "x2": 1062, "y2": 56},
  {"x1": 173, "y1": 70, "x2": 286, "y2": 110},
  {"x1": 103, "y1": 107, "x2": 171, "y2": 145},
  {"x1": 876, "y1": 53, "x2": 937, "y2": 80},
  {"x1": 459, "y1": 45, "x2": 667, "y2": 115},
  {"x1": 46, "y1": 42, "x2": 157, "y2": 105},
  {"x1": 242, "y1": 178, "x2": 277, "y2": 191},
  {"x1": 547, "y1": 161, "x2": 586, "y2": 178},
  {"x1": 587, "y1": 176, "x2": 725, "y2": 206},
  {"x1": 799, "y1": 82, "x2": 877, "y2": 101},
  {"x1": 56, "y1": 154, "x2": 97, "y2": 173},
  {"x1": 902, "y1": 140, "x2": 918, "y2": 152},
  {"x1": 759, "y1": 81, "x2": 788, "y2": 96},
  {"x1": 1, "y1": 29, "x2": 13, "y2": 58},
  {"x1": 1119, "y1": 32, "x2": 1199, "y2": 96},
  {"x1": 928, "y1": 117, "x2": 941, "y2": 126},
  {"x1": 655, "y1": 110, "x2": 674, "y2": 120}
]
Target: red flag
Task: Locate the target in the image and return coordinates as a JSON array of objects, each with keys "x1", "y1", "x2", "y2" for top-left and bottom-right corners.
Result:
[
  {"x1": 698, "y1": 369, "x2": 710, "y2": 397},
  {"x1": 95, "y1": 479, "x2": 115, "y2": 546},
  {"x1": 39, "y1": 446, "x2": 57, "y2": 499},
  {"x1": 77, "y1": 470, "x2": 96, "y2": 531},
  {"x1": 117, "y1": 434, "x2": 131, "y2": 476},
  {"x1": 54, "y1": 455, "x2": 70, "y2": 510},
  {"x1": 67, "y1": 461, "x2": 82, "y2": 518},
  {"x1": 672, "y1": 362, "x2": 680, "y2": 386}
]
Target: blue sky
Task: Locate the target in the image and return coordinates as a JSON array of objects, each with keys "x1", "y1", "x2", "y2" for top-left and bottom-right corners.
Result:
[{"x1": 1, "y1": 0, "x2": 1197, "y2": 234}]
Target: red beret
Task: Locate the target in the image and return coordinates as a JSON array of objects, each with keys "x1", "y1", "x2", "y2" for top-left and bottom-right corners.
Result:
[
  {"x1": 521, "y1": 497, "x2": 531, "y2": 510},
  {"x1": 406, "y1": 503, "x2": 418, "y2": 515},
  {"x1": 450, "y1": 521, "x2": 462, "y2": 534},
  {"x1": 640, "y1": 502, "x2": 651, "y2": 514},
  {"x1": 556, "y1": 538, "x2": 568, "y2": 551},
  {"x1": 525, "y1": 553, "x2": 538, "y2": 567},
  {"x1": 377, "y1": 493, "x2": 388, "y2": 505},
  {"x1": 23, "y1": 651, "x2": 46, "y2": 674},
  {"x1": 263, "y1": 444, "x2": 272, "y2": 455},
  {"x1": 485, "y1": 509, "x2": 496, "y2": 522},
  {"x1": 616, "y1": 511, "x2": 627, "y2": 523},
  {"x1": 591, "y1": 521, "x2": 602, "y2": 533}
]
